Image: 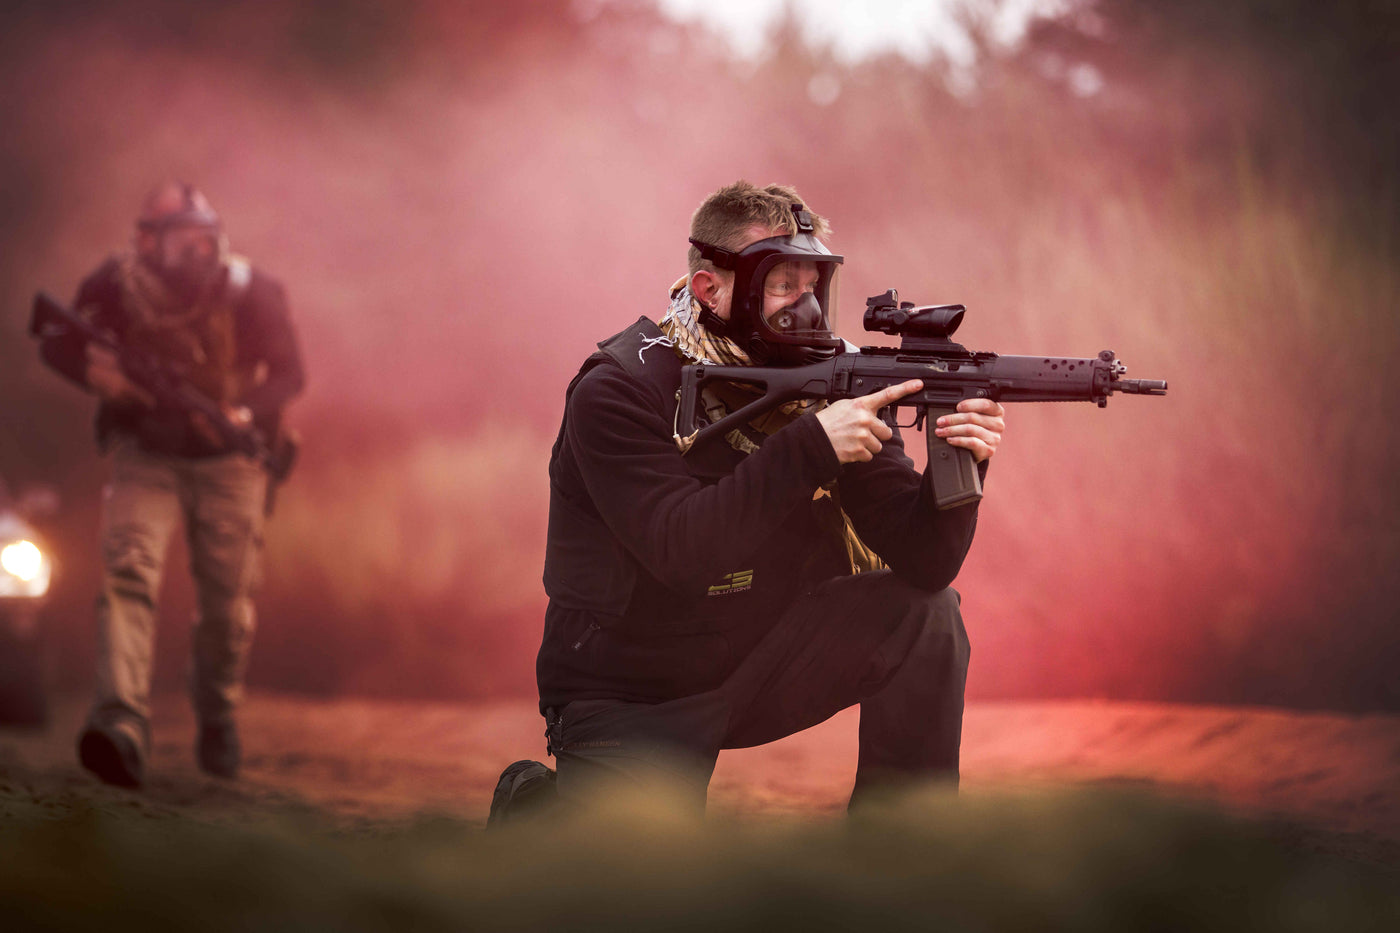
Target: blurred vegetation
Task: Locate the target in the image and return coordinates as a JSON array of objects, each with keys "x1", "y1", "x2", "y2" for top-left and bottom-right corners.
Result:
[
  {"x1": 0, "y1": 0, "x2": 1395, "y2": 709},
  {"x1": 1, "y1": 776, "x2": 1396, "y2": 931},
  {"x1": 1023, "y1": 0, "x2": 1400, "y2": 207}
]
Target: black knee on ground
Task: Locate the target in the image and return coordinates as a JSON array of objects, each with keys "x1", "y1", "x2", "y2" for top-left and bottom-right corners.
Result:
[{"x1": 857, "y1": 582, "x2": 969, "y2": 696}]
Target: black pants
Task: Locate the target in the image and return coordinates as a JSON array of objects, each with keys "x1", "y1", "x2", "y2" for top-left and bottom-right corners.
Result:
[{"x1": 547, "y1": 571, "x2": 970, "y2": 811}]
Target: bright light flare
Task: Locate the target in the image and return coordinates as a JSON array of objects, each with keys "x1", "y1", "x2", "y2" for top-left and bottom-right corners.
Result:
[{"x1": 1, "y1": 540, "x2": 51, "y2": 597}]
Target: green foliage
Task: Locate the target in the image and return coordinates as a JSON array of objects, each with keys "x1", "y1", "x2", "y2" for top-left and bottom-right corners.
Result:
[{"x1": 1026, "y1": 0, "x2": 1400, "y2": 213}]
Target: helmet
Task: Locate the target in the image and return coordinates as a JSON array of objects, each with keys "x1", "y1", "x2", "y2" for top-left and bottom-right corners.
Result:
[
  {"x1": 137, "y1": 181, "x2": 221, "y2": 232},
  {"x1": 689, "y1": 203, "x2": 844, "y2": 366},
  {"x1": 134, "y1": 181, "x2": 227, "y2": 300}
]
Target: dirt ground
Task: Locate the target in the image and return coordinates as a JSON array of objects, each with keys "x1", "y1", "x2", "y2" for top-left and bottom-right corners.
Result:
[
  {"x1": 4, "y1": 693, "x2": 1398, "y2": 932},
  {"x1": 3, "y1": 693, "x2": 1396, "y2": 853}
]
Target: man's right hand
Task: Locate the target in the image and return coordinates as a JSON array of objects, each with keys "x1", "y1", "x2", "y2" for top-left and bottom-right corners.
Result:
[
  {"x1": 815, "y1": 379, "x2": 924, "y2": 464},
  {"x1": 85, "y1": 343, "x2": 154, "y2": 407}
]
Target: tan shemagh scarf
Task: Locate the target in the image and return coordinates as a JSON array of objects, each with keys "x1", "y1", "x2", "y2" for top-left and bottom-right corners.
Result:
[
  {"x1": 657, "y1": 276, "x2": 824, "y2": 450},
  {"x1": 655, "y1": 276, "x2": 885, "y2": 574}
]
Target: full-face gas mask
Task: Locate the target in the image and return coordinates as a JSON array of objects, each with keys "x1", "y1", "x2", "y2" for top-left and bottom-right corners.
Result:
[
  {"x1": 135, "y1": 183, "x2": 227, "y2": 303},
  {"x1": 689, "y1": 204, "x2": 844, "y2": 366}
]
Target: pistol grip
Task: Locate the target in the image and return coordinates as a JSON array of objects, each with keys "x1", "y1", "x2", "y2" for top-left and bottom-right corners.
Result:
[{"x1": 926, "y1": 407, "x2": 983, "y2": 510}]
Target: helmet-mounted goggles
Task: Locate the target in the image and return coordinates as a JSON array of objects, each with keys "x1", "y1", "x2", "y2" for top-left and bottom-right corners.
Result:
[{"x1": 689, "y1": 204, "x2": 844, "y2": 366}]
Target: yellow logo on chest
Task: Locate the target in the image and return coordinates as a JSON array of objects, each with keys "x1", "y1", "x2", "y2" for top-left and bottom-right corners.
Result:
[{"x1": 707, "y1": 570, "x2": 753, "y2": 596}]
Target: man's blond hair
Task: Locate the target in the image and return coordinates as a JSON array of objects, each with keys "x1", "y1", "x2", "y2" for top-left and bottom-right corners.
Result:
[{"x1": 687, "y1": 181, "x2": 831, "y2": 275}]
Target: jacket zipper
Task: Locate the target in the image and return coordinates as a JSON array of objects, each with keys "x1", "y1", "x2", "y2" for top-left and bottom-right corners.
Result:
[{"x1": 572, "y1": 621, "x2": 601, "y2": 651}]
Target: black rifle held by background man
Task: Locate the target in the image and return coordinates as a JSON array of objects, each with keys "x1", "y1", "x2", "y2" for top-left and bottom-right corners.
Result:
[
  {"x1": 677, "y1": 289, "x2": 1167, "y2": 509},
  {"x1": 30, "y1": 291, "x2": 297, "y2": 483}
]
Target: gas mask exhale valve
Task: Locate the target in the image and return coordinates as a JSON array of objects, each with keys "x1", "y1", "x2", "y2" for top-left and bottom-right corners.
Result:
[{"x1": 768, "y1": 291, "x2": 824, "y2": 334}]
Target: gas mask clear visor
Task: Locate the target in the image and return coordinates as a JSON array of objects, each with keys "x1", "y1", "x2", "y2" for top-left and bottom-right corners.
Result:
[
  {"x1": 140, "y1": 221, "x2": 224, "y2": 296},
  {"x1": 733, "y1": 234, "x2": 844, "y2": 365},
  {"x1": 751, "y1": 254, "x2": 841, "y2": 345}
]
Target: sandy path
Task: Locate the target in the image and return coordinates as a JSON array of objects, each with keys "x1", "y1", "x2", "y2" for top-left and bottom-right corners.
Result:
[{"x1": 3, "y1": 693, "x2": 1395, "y2": 850}]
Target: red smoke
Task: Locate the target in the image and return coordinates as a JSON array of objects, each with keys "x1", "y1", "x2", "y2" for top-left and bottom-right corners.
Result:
[{"x1": 1, "y1": 0, "x2": 1395, "y2": 709}]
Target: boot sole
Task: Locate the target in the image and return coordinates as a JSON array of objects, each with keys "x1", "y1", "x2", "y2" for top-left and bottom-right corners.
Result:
[
  {"x1": 78, "y1": 728, "x2": 143, "y2": 788},
  {"x1": 197, "y1": 727, "x2": 241, "y2": 779},
  {"x1": 487, "y1": 759, "x2": 556, "y2": 827}
]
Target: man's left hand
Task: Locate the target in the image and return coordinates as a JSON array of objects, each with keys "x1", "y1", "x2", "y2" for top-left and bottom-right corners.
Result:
[
  {"x1": 934, "y1": 399, "x2": 1005, "y2": 463},
  {"x1": 190, "y1": 404, "x2": 253, "y2": 449}
]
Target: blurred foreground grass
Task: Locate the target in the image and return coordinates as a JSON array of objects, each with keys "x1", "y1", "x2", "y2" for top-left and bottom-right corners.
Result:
[{"x1": 2, "y1": 778, "x2": 1395, "y2": 932}]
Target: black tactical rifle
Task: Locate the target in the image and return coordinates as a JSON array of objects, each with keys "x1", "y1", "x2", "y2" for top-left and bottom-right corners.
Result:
[
  {"x1": 29, "y1": 291, "x2": 298, "y2": 483},
  {"x1": 676, "y1": 289, "x2": 1167, "y2": 510}
]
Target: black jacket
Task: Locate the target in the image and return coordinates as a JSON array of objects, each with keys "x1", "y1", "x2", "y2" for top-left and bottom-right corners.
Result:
[
  {"x1": 40, "y1": 257, "x2": 305, "y2": 459},
  {"x1": 537, "y1": 318, "x2": 981, "y2": 711}
]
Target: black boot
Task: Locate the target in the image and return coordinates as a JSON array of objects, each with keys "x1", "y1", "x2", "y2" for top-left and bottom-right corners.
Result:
[
  {"x1": 487, "y1": 759, "x2": 557, "y2": 828},
  {"x1": 197, "y1": 720, "x2": 241, "y2": 779},
  {"x1": 78, "y1": 717, "x2": 146, "y2": 788}
]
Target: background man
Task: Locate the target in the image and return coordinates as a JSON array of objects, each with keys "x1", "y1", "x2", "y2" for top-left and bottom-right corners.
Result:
[
  {"x1": 493, "y1": 181, "x2": 1005, "y2": 819},
  {"x1": 38, "y1": 181, "x2": 305, "y2": 787}
]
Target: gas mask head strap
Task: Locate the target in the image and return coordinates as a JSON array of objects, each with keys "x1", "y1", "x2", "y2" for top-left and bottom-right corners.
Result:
[
  {"x1": 789, "y1": 202, "x2": 815, "y2": 235},
  {"x1": 688, "y1": 201, "x2": 814, "y2": 268},
  {"x1": 688, "y1": 237, "x2": 738, "y2": 270}
]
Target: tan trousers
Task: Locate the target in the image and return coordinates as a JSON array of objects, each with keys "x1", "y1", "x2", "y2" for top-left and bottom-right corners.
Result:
[{"x1": 90, "y1": 436, "x2": 267, "y2": 747}]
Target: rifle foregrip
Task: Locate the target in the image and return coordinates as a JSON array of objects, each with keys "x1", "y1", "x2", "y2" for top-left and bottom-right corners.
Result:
[{"x1": 926, "y1": 407, "x2": 983, "y2": 510}]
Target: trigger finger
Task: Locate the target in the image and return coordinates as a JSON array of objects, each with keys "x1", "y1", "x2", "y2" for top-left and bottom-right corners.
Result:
[{"x1": 877, "y1": 379, "x2": 923, "y2": 406}]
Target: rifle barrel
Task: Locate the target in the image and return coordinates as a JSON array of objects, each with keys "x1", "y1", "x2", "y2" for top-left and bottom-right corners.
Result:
[{"x1": 1114, "y1": 379, "x2": 1168, "y2": 395}]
